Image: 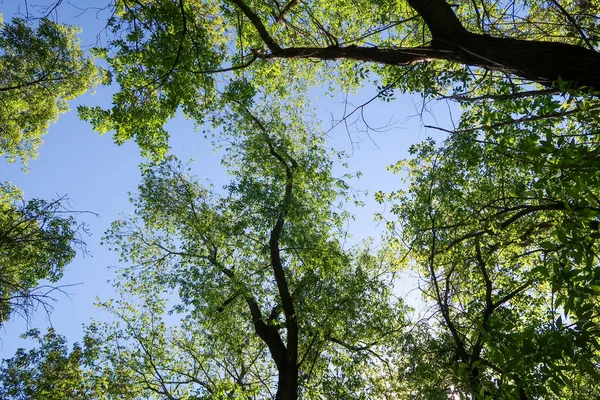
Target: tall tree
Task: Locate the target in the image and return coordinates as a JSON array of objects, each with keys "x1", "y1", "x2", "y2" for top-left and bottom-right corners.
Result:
[
  {"x1": 382, "y1": 121, "x2": 600, "y2": 398},
  {"x1": 89, "y1": 104, "x2": 406, "y2": 399},
  {"x1": 2, "y1": 0, "x2": 597, "y2": 398},
  {"x1": 72, "y1": 1, "x2": 600, "y2": 398}
]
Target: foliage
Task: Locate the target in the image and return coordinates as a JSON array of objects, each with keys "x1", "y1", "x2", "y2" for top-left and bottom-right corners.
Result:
[
  {"x1": 88, "y1": 103, "x2": 406, "y2": 398},
  {"x1": 382, "y1": 112, "x2": 600, "y2": 397},
  {"x1": 0, "y1": 183, "x2": 85, "y2": 327},
  {"x1": 0, "y1": 9, "x2": 96, "y2": 330},
  {"x1": 0, "y1": 328, "x2": 85, "y2": 399},
  {"x1": 0, "y1": 328, "x2": 124, "y2": 400},
  {"x1": 3, "y1": 0, "x2": 600, "y2": 398},
  {"x1": 78, "y1": 0, "x2": 600, "y2": 158},
  {"x1": 0, "y1": 14, "x2": 100, "y2": 166},
  {"x1": 76, "y1": 2, "x2": 600, "y2": 395}
]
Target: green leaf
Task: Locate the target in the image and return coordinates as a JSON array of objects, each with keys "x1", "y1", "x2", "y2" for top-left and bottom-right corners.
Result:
[{"x1": 540, "y1": 241, "x2": 556, "y2": 251}]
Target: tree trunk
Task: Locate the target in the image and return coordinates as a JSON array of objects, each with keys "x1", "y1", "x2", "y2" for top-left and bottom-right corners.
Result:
[
  {"x1": 441, "y1": 32, "x2": 600, "y2": 88},
  {"x1": 275, "y1": 361, "x2": 299, "y2": 400},
  {"x1": 409, "y1": 0, "x2": 600, "y2": 90}
]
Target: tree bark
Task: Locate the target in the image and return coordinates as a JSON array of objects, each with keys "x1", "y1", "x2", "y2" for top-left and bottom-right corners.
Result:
[
  {"x1": 408, "y1": 0, "x2": 600, "y2": 90},
  {"x1": 275, "y1": 362, "x2": 299, "y2": 400}
]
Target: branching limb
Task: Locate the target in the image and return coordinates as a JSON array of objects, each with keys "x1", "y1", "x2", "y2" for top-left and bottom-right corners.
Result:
[
  {"x1": 275, "y1": 0, "x2": 299, "y2": 23},
  {"x1": 229, "y1": 0, "x2": 283, "y2": 53}
]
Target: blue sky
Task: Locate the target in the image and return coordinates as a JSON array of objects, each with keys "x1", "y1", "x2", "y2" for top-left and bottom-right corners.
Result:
[{"x1": 0, "y1": 0, "x2": 451, "y2": 356}]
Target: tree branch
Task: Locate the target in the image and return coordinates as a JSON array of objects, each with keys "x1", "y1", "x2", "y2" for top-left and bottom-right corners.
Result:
[
  {"x1": 407, "y1": 0, "x2": 466, "y2": 37},
  {"x1": 228, "y1": 0, "x2": 282, "y2": 53},
  {"x1": 275, "y1": 0, "x2": 299, "y2": 23}
]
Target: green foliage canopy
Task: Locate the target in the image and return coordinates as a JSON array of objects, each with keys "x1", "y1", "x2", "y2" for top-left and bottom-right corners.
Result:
[
  {"x1": 0, "y1": 14, "x2": 99, "y2": 166},
  {"x1": 382, "y1": 108, "x2": 600, "y2": 398},
  {"x1": 80, "y1": 0, "x2": 600, "y2": 160},
  {"x1": 86, "y1": 103, "x2": 406, "y2": 398},
  {"x1": 3, "y1": 0, "x2": 600, "y2": 398},
  {"x1": 0, "y1": 183, "x2": 85, "y2": 327}
]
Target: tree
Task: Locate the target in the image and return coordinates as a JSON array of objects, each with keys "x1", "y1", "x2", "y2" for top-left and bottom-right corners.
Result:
[
  {"x1": 0, "y1": 13, "x2": 100, "y2": 166},
  {"x1": 0, "y1": 328, "x2": 86, "y2": 399},
  {"x1": 2, "y1": 0, "x2": 599, "y2": 398},
  {"x1": 87, "y1": 103, "x2": 406, "y2": 399},
  {"x1": 79, "y1": 0, "x2": 600, "y2": 159},
  {"x1": 225, "y1": 0, "x2": 600, "y2": 89},
  {"x1": 382, "y1": 124, "x2": 600, "y2": 398},
  {"x1": 0, "y1": 183, "x2": 86, "y2": 328},
  {"x1": 0, "y1": 327, "x2": 125, "y2": 400}
]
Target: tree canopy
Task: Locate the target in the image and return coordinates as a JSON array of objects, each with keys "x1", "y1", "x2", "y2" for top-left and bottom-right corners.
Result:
[
  {"x1": 0, "y1": 183, "x2": 86, "y2": 328},
  {"x1": 80, "y1": 0, "x2": 600, "y2": 158},
  {"x1": 0, "y1": 328, "x2": 98, "y2": 399},
  {"x1": 87, "y1": 103, "x2": 406, "y2": 398},
  {"x1": 382, "y1": 130, "x2": 600, "y2": 398},
  {"x1": 2, "y1": 0, "x2": 600, "y2": 398},
  {"x1": 0, "y1": 13, "x2": 99, "y2": 166}
]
